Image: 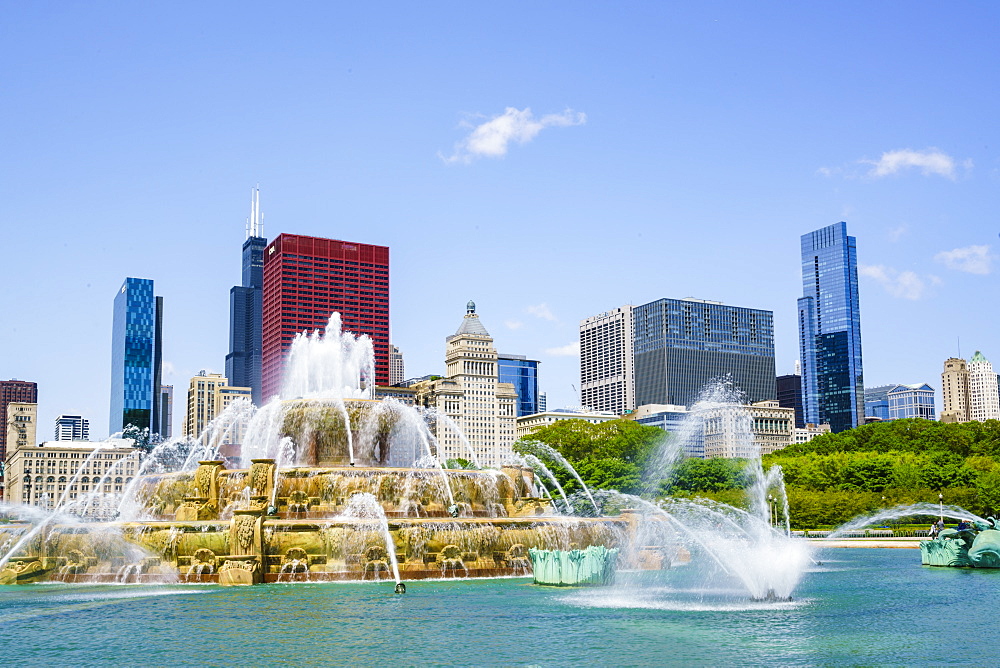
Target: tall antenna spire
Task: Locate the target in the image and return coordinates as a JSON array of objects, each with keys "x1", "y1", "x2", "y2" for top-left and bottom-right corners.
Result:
[{"x1": 247, "y1": 184, "x2": 263, "y2": 239}]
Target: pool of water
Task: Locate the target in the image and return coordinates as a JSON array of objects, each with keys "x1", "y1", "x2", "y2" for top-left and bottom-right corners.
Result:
[{"x1": 1, "y1": 548, "x2": 995, "y2": 666}]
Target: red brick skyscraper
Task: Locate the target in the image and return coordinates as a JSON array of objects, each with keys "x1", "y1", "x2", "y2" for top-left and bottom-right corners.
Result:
[{"x1": 261, "y1": 234, "x2": 390, "y2": 401}]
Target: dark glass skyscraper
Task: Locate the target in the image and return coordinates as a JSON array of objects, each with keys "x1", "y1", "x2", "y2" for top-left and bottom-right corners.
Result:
[
  {"x1": 797, "y1": 221, "x2": 864, "y2": 433},
  {"x1": 776, "y1": 374, "x2": 804, "y2": 428},
  {"x1": 226, "y1": 188, "x2": 266, "y2": 405},
  {"x1": 110, "y1": 277, "x2": 163, "y2": 436},
  {"x1": 633, "y1": 298, "x2": 775, "y2": 408},
  {"x1": 497, "y1": 354, "x2": 540, "y2": 417}
]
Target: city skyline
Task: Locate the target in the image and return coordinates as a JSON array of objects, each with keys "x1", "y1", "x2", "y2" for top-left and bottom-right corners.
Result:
[{"x1": 2, "y1": 4, "x2": 997, "y2": 437}]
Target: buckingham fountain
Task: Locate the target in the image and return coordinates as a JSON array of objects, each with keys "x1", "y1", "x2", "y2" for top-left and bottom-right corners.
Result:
[{"x1": 0, "y1": 316, "x2": 810, "y2": 599}]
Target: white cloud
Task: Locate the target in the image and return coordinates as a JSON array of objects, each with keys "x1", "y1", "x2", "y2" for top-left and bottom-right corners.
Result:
[
  {"x1": 441, "y1": 107, "x2": 586, "y2": 164},
  {"x1": 934, "y1": 245, "x2": 993, "y2": 275},
  {"x1": 887, "y1": 225, "x2": 908, "y2": 242},
  {"x1": 859, "y1": 264, "x2": 927, "y2": 300},
  {"x1": 526, "y1": 303, "x2": 557, "y2": 321},
  {"x1": 162, "y1": 361, "x2": 177, "y2": 377},
  {"x1": 504, "y1": 319, "x2": 524, "y2": 330},
  {"x1": 864, "y1": 148, "x2": 961, "y2": 179},
  {"x1": 545, "y1": 341, "x2": 580, "y2": 357}
]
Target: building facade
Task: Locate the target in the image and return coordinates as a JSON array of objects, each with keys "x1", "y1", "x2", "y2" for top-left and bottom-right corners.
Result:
[
  {"x1": 941, "y1": 357, "x2": 970, "y2": 423},
  {"x1": 413, "y1": 302, "x2": 517, "y2": 467},
  {"x1": 580, "y1": 306, "x2": 635, "y2": 414},
  {"x1": 701, "y1": 400, "x2": 794, "y2": 458},
  {"x1": 887, "y1": 383, "x2": 935, "y2": 421},
  {"x1": 389, "y1": 345, "x2": 405, "y2": 386},
  {"x1": 516, "y1": 408, "x2": 619, "y2": 440},
  {"x1": 628, "y1": 404, "x2": 699, "y2": 457},
  {"x1": 54, "y1": 415, "x2": 90, "y2": 441},
  {"x1": 797, "y1": 222, "x2": 864, "y2": 433},
  {"x1": 969, "y1": 351, "x2": 1000, "y2": 422},
  {"x1": 159, "y1": 385, "x2": 174, "y2": 439},
  {"x1": 183, "y1": 372, "x2": 252, "y2": 438},
  {"x1": 864, "y1": 385, "x2": 893, "y2": 422},
  {"x1": 633, "y1": 298, "x2": 775, "y2": 408},
  {"x1": 226, "y1": 187, "x2": 267, "y2": 406},
  {"x1": 6, "y1": 402, "x2": 38, "y2": 454},
  {"x1": 3, "y1": 438, "x2": 138, "y2": 512},
  {"x1": 0, "y1": 380, "x2": 37, "y2": 484},
  {"x1": 261, "y1": 234, "x2": 390, "y2": 401},
  {"x1": 110, "y1": 277, "x2": 164, "y2": 437},
  {"x1": 776, "y1": 373, "x2": 804, "y2": 428},
  {"x1": 792, "y1": 422, "x2": 831, "y2": 444},
  {"x1": 497, "y1": 354, "x2": 541, "y2": 417}
]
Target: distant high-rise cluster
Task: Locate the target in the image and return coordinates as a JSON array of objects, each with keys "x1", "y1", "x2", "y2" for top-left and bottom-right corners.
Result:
[{"x1": 797, "y1": 222, "x2": 864, "y2": 433}]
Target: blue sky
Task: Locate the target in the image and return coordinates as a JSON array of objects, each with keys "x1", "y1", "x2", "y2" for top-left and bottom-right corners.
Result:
[{"x1": 2, "y1": 2, "x2": 997, "y2": 438}]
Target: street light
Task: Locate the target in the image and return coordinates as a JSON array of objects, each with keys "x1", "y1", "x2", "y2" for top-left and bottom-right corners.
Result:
[
  {"x1": 767, "y1": 494, "x2": 775, "y2": 526},
  {"x1": 939, "y1": 492, "x2": 944, "y2": 524}
]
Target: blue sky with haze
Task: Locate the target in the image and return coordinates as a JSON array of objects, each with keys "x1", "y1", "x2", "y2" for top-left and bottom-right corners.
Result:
[{"x1": 2, "y1": 2, "x2": 997, "y2": 438}]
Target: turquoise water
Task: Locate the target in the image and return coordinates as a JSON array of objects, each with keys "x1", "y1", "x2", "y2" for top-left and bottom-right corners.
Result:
[{"x1": 1, "y1": 548, "x2": 996, "y2": 666}]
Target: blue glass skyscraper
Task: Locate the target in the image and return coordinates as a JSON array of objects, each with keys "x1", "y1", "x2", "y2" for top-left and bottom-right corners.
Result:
[
  {"x1": 226, "y1": 187, "x2": 266, "y2": 405},
  {"x1": 797, "y1": 222, "x2": 864, "y2": 433},
  {"x1": 110, "y1": 277, "x2": 163, "y2": 436},
  {"x1": 497, "y1": 354, "x2": 540, "y2": 417}
]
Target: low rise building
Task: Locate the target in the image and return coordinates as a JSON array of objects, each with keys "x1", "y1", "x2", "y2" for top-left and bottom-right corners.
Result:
[
  {"x1": 887, "y1": 383, "x2": 935, "y2": 420},
  {"x1": 4, "y1": 438, "x2": 138, "y2": 511},
  {"x1": 702, "y1": 400, "x2": 794, "y2": 458},
  {"x1": 516, "y1": 408, "x2": 619, "y2": 440},
  {"x1": 374, "y1": 385, "x2": 417, "y2": 406},
  {"x1": 625, "y1": 404, "x2": 700, "y2": 457},
  {"x1": 792, "y1": 423, "x2": 831, "y2": 444}
]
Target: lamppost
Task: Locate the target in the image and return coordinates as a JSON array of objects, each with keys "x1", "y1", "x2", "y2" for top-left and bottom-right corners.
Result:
[
  {"x1": 939, "y1": 492, "x2": 944, "y2": 524},
  {"x1": 767, "y1": 494, "x2": 775, "y2": 527}
]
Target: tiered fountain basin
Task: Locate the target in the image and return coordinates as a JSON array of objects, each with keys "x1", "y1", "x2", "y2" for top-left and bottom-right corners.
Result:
[{"x1": 1, "y1": 459, "x2": 632, "y2": 586}]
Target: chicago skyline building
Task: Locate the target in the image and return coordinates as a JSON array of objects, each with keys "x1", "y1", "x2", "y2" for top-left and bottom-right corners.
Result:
[
  {"x1": 941, "y1": 356, "x2": 971, "y2": 423},
  {"x1": 632, "y1": 297, "x2": 776, "y2": 408},
  {"x1": 797, "y1": 222, "x2": 864, "y2": 433},
  {"x1": 413, "y1": 302, "x2": 517, "y2": 467},
  {"x1": 183, "y1": 371, "x2": 251, "y2": 438},
  {"x1": 969, "y1": 351, "x2": 1000, "y2": 422},
  {"x1": 390, "y1": 345, "x2": 405, "y2": 386},
  {"x1": 261, "y1": 233, "x2": 390, "y2": 401},
  {"x1": 776, "y1": 373, "x2": 805, "y2": 428},
  {"x1": 1, "y1": 379, "x2": 37, "y2": 477},
  {"x1": 887, "y1": 383, "x2": 936, "y2": 421},
  {"x1": 54, "y1": 414, "x2": 90, "y2": 441},
  {"x1": 580, "y1": 305, "x2": 634, "y2": 414},
  {"x1": 109, "y1": 278, "x2": 164, "y2": 437},
  {"x1": 497, "y1": 353, "x2": 541, "y2": 417},
  {"x1": 226, "y1": 187, "x2": 267, "y2": 406}
]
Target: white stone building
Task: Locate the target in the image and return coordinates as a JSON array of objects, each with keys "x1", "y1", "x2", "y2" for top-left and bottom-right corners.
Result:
[
  {"x1": 4, "y1": 438, "x2": 138, "y2": 510},
  {"x1": 969, "y1": 351, "x2": 1000, "y2": 422},
  {"x1": 413, "y1": 302, "x2": 518, "y2": 467},
  {"x1": 516, "y1": 408, "x2": 619, "y2": 440},
  {"x1": 579, "y1": 305, "x2": 634, "y2": 415}
]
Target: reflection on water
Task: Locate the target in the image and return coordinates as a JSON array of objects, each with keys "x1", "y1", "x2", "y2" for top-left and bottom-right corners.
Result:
[{"x1": 2, "y1": 549, "x2": 998, "y2": 666}]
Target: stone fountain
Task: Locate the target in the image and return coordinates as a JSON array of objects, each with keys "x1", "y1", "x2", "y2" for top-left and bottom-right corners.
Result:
[{"x1": 0, "y1": 398, "x2": 630, "y2": 586}]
